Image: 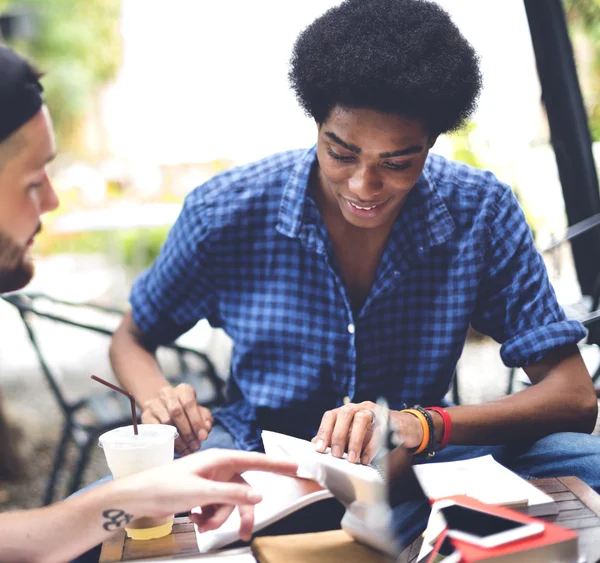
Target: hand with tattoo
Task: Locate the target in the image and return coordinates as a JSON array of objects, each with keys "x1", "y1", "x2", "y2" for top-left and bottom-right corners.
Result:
[
  {"x1": 101, "y1": 509, "x2": 133, "y2": 531},
  {"x1": 111, "y1": 450, "x2": 298, "y2": 541}
]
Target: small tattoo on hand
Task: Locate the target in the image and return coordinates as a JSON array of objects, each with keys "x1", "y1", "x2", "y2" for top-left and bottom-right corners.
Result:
[{"x1": 102, "y1": 509, "x2": 133, "y2": 531}]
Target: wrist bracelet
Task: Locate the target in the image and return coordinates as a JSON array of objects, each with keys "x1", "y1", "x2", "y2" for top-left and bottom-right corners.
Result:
[
  {"x1": 413, "y1": 405, "x2": 436, "y2": 458},
  {"x1": 401, "y1": 408, "x2": 430, "y2": 455},
  {"x1": 425, "y1": 406, "x2": 452, "y2": 450}
]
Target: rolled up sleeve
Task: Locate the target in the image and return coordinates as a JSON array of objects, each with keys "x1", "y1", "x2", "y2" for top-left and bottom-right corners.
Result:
[{"x1": 471, "y1": 188, "x2": 586, "y2": 367}]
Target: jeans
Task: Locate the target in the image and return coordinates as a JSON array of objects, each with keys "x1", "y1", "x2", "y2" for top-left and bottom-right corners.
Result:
[
  {"x1": 70, "y1": 422, "x2": 240, "y2": 563},
  {"x1": 200, "y1": 420, "x2": 241, "y2": 450},
  {"x1": 391, "y1": 431, "x2": 600, "y2": 549}
]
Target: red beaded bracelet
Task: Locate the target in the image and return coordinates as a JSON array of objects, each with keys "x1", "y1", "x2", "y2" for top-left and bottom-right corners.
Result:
[{"x1": 425, "y1": 406, "x2": 452, "y2": 451}]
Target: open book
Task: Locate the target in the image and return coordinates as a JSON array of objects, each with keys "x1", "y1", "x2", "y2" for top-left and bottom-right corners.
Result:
[
  {"x1": 413, "y1": 455, "x2": 558, "y2": 517},
  {"x1": 194, "y1": 431, "x2": 392, "y2": 554},
  {"x1": 261, "y1": 430, "x2": 386, "y2": 506},
  {"x1": 194, "y1": 471, "x2": 334, "y2": 552}
]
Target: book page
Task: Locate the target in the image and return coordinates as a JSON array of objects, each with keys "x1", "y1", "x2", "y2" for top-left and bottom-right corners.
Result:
[
  {"x1": 261, "y1": 430, "x2": 384, "y2": 506},
  {"x1": 194, "y1": 471, "x2": 332, "y2": 553},
  {"x1": 260, "y1": 431, "x2": 396, "y2": 556}
]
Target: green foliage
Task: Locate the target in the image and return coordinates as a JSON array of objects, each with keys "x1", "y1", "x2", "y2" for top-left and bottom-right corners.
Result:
[
  {"x1": 448, "y1": 123, "x2": 484, "y2": 169},
  {"x1": 564, "y1": 0, "x2": 600, "y2": 27},
  {"x1": 4, "y1": 0, "x2": 121, "y2": 149},
  {"x1": 47, "y1": 227, "x2": 170, "y2": 274},
  {"x1": 118, "y1": 227, "x2": 170, "y2": 273},
  {"x1": 563, "y1": 0, "x2": 600, "y2": 141},
  {"x1": 448, "y1": 124, "x2": 538, "y2": 241}
]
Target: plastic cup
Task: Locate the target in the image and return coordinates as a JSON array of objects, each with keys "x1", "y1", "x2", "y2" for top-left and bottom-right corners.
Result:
[{"x1": 99, "y1": 424, "x2": 178, "y2": 540}]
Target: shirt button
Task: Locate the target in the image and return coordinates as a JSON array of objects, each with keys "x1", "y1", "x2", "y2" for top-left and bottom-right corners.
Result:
[
  {"x1": 347, "y1": 323, "x2": 355, "y2": 334},
  {"x1": 343, "y1": 395, "x2": 351, "y2": 405}
]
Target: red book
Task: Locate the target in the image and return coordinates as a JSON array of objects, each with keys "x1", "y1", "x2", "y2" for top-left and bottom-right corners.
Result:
[{"x1": 433, "y1": 495, "x2": 578, "y2": 562}]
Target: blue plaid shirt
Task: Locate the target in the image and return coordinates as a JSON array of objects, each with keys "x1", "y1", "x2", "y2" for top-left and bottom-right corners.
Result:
[{"x1": 130, "y1": 147, "x2": 585, "y2": 450}]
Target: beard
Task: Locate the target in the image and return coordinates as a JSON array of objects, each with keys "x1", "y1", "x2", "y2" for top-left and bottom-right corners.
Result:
[{"x1": 0, "y1": 228, "x2": 37, "y2": 293}]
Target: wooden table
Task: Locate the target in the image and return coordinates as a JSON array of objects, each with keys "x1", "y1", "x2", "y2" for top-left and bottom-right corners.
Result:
[{"x1": 100, "y1": 476, "x2": 600, "y2": 562}]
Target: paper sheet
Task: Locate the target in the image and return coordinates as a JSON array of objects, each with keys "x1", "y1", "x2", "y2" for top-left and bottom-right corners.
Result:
[{"x1": 413, "y1": 454, "x2": 556, "y2": 514}]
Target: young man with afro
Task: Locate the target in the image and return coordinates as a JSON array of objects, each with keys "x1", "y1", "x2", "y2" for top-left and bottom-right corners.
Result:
[{"x1": 110, "y1": 0, "x2": 600, "y2": 537}]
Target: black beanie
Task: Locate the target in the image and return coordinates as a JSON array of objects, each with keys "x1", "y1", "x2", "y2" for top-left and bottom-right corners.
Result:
[{"x1": 0, "y1": 45, "x2": 44, "y2": 143}]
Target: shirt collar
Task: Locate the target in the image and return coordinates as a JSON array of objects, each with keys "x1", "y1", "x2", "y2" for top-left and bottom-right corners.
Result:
[
  {"x1": 276, "y1": 147, "x2": 455, "y2": 251},
  {"x1": 276, "y1": 146, "x2": 317, "y2": 238},
  {"x1": 403, "y1": 160, "x2": 456, "y2": 250}
]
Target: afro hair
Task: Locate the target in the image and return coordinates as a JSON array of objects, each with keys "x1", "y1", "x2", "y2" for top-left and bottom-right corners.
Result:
[{"x1": 288, "y1": 0, "x2": 482, "y2": 136}]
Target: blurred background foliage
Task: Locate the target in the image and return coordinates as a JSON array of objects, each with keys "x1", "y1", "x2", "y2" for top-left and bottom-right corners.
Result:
[
  {"x1": 563, "y1": 0, "x2": 600, "y2": 140},
  {"x1": 449, "y1": 123, "x2": 484, "y2": 169},
  {"x1": 1, "y1": 0, "x2": 121, "y2": 152},
  {"x1": 450, "y1": 123, "x2": 538, "y2": 240},
  {"x1": 36, "y1": 226, "x2": 170, "y2": 273}
]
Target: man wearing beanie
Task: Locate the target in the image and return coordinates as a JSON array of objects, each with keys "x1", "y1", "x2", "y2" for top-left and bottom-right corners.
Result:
[{"x1": 0, "y1": 44, "x2": 297, "y2": 563}]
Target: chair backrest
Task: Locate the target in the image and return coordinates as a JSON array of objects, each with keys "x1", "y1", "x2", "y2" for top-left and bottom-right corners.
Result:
[{"x1": 1, "y1": 292, "x2": 225, "y2": 416}]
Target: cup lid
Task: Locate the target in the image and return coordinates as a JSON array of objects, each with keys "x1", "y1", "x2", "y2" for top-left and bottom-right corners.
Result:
[{"x1": 99, "y1": 424, "x2": 178, "y2": 449}]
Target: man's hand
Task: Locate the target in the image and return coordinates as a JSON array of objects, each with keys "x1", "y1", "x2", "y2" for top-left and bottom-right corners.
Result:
[
  {"x1": 141, "y1": 383, "x2": 213, "y2": 455},
  {"x1": 312, "y1": 401, "x2": 379, "y2": 464},
  {"x1": 116, "y1": 450, "x2": 298, "y2": 541},
  {"x1": 312, "y1": 402, "x2": 425, "y2": 464}
]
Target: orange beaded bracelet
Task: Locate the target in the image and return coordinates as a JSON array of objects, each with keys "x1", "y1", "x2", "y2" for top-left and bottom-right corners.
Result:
[{"x1": 401, "y1": 408, "x2": 430, "y2": 455}]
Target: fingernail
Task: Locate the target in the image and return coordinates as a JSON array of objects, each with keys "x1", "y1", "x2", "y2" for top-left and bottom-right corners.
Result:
[
  {"x1": 331, "y1": 446, "x2": 341, "y2": 458},
  {"x1": 314, "y1": 439, "x2": 324, "y2": 451},
  {"x1": 247, "y1": 491, "x2": 262, "y2": 503},
  {"x1": 348, "y1": 451, "x2": 357, "y2": 463},
  {"x1": 361, "y1": 454, "x2": 369, "y2": 465},
  {"x1": 198, "y1": 429, "x2": 208, "y2": 441},
  {"x1": 205, "y1": 420, "x2": 212, "y2": 429}
]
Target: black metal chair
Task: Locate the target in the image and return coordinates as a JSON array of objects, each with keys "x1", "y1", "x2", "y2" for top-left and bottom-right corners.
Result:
[{"x1": 2, "y1": 291, "x2": 226, "y2": 505}]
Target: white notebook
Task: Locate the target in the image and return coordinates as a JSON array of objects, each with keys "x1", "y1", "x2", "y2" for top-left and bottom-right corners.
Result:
[{"x1": 413, "y1": 454, "x2": 558, "y2": 516}]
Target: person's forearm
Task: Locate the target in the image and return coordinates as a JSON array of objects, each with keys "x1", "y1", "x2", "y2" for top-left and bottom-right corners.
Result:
[
  {"x1": 440, "y1": 348, "x2": 597, "y2": 445},
  {"x1": 109, "y1": 311, "x2": 170, "y2": 405},
  {"x1": 444, "y1": 372, "x2": 597, "y2": 444},
  {"x1": 393, "y1": 348, "x2": 597, "y2": 447},
  {"x1": 0, "y1": 480, "x2": 144, "y2": 563}
]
